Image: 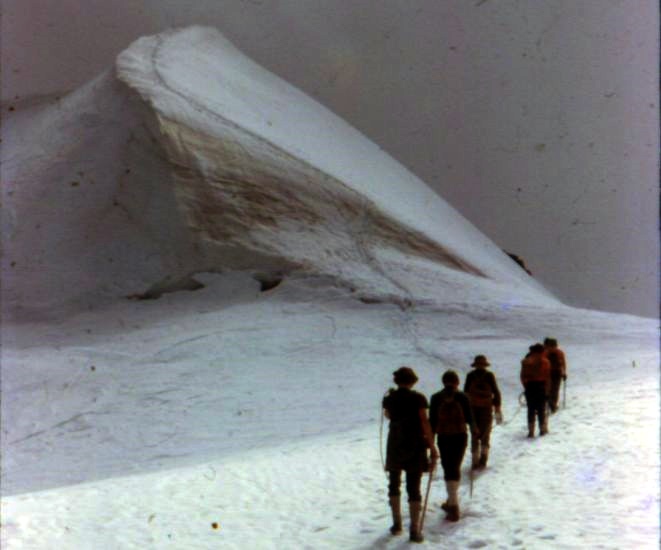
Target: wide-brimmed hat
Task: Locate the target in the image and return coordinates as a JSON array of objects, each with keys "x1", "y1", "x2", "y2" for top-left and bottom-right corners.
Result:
[
  {"x1": 471, "y1": 355, "x2": 490, "y2": 368},
  {"x1": 393, "y1": 366, "x2": 418, "y2": 385}
]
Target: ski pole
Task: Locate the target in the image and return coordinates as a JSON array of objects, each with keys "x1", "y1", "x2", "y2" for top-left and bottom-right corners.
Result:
[
  {"x1": 419, "y1": 462, "x2": 435, "y2": 532},
  {"x1": 562, "y1": 378, "x2": 567, "y2": 409}
]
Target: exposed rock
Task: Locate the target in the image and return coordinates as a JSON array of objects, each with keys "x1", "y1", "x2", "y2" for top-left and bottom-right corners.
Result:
[{"x1": 505, "y1": 251, "x2": 533, "y2": 276}]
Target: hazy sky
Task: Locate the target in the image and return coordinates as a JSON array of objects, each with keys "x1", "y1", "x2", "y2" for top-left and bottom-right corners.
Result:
[{"x1": 2, "y1": 0, "x2": 658, "y2": 318}]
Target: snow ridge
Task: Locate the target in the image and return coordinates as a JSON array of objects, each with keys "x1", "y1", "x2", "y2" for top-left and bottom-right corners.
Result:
[
  {"x1": 115, "y1": 26, "x2": 550, "y2": 291},
  {"x1": 2, "y1": 26, "x2": 552, "y2": 320}
]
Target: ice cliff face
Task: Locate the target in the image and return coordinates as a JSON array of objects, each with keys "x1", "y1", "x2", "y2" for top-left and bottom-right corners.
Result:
[{"x1": 1, "y1": 26, "x2": 552, "y2": 319}]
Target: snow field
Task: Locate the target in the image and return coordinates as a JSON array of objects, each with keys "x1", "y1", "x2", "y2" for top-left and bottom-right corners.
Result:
[
  {"x1": 2, "y1": 24, "x2": 657, "y2": 550},
  {"x1": 2, "y1": 275, "x2": 658, "y2": 549}
]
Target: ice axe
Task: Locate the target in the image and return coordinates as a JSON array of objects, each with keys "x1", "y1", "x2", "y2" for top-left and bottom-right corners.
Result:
[
  {"x1": 419, "y1": 460, "x2": 436, "y2": 533},
  {"x1": 470, "y1": 464, "x2": 475, "y2": 498},
  {"x1": 379, "y1": 389, "x2": 395, "y2": 478}
]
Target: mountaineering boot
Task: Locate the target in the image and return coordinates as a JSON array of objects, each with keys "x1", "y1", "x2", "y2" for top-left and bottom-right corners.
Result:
[
  {"x1": 540, "y1": 416, "x2": 549, "y2": 436},
  {"x1": 445, "y1": 504, "x2": 460, "y2": 522},
  {"x1": 527, "y1": 421, "x2": 535, "y2": 438},
  {"x1": 408, "y1": 501, "x2": 424, "y2": 543},
  {"x1": 445, "y1": 481, "x2": 459, "y2": 506},
  {"x1": 478, "y1": 447, "x2": 489, "y2": 469},
  {"x1": 471, "y1": 448, "x2": 481, "y2": 470},
  {"x1": 388, "y1": 496, "x2": 402, "y2": 535},
  {"x1": 444, "y1": 481, "x2": 460, "y2": 521}
]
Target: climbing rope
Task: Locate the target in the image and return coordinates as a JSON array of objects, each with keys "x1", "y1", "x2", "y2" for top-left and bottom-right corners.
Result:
[{"x1": 500, "y1": 392, "x2": 526, "y2": 426}]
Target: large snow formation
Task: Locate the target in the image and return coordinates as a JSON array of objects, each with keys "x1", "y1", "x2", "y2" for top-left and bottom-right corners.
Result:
[
  {"x1": 1, "y1": 26, "x2": 550, "y2": 319},
  {"x1": 1, "y1": 27, "x2": 658, "y2": 549}
]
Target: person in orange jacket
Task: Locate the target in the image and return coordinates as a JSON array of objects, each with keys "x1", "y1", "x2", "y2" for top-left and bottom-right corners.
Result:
[
  {"x1": 520, "y1": 343, "x2": 551, "y2": 437},
  {"x1": 543, "y1": 338, "x2": 567, "y2": 413}
]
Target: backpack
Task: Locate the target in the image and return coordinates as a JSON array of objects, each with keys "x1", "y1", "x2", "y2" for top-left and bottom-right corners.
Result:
[
  {"x1": 547, "y1": 350, "x2": 563, "y2": 376},
  {"x1": 436, "y1": 393, "x2": 466, "y2": 435},
  {"x1": 468, "y1": 371, "x2": 493, "y2": 408},
  {"x1": 522, "y1": 355, "x2": 545, "y2": 382}
]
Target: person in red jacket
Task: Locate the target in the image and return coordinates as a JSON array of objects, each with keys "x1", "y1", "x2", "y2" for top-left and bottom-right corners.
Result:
[
  {"x1": 543, "y1": 338, "x2": 567, "y2": 413},
  {"x1": 520, "y1": 343, "x2": 551, "y2": 437},
  {"x1": 382, "y1": 367, "x2": 439, "y2": 543},
  {"x1": 464, "y1": 355, "x2": 502, "y2": 469}
]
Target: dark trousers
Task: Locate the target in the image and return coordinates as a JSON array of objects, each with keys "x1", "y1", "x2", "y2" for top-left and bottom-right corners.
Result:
[
  {"x1": 471, "y1": 407, "x2": 493, "y2": 452},
  {"x1": 549, "y1": 377, "x2": 562, "y2": 412},
  {"x1": 525, "y1": 382, "x2": 547, "y2": 429},
  {"x1": 437, "y1": 433, "x2": 468, "y2": 481},
  {"x1": 388, "y1": 469, "x2": 423, "y2": 502}
]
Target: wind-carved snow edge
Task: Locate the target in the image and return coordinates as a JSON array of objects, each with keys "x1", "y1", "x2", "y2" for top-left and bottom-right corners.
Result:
[
  {"x1": 0, "y1": 26, "x2": 556, "y2": 321},
  {"x1": 116, "y1": 29, "x2": 487, "y2": 306}
]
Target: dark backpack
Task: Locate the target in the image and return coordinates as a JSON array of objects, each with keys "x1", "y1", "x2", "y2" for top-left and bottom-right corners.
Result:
[
  {"x1": 468, "y1": 371, "x2": 493, "y2": 408},
  {"x1": 437, "y1": 393, "x2": 466, "y2": 435},
  {"x1": 547, "y1": 350, "x2": 563, "y2": 376}
]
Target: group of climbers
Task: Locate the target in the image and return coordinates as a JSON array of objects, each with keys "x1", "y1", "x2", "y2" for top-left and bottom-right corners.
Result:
[
  {"x1": 520, "y1": 338, "x2": 568, "y2": 437},
  {"x1": 381, "y1": 339, "x2": 567, "y2": 543}
]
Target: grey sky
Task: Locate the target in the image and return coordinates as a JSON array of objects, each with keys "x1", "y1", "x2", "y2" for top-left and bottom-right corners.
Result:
[{"x1": 2, "y1": 0, "x2": 658, "y2": 317}]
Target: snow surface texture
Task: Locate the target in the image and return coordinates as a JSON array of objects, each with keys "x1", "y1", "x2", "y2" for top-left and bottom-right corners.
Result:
[
  {"x1": 2, "y1": 274, "x2": 658, "y2": 549},
  {"x1": 1, "y1": 26, "x2": 658, "y2": 549},
  {"x1": 2, "y1": 26, "x2": 548, "y2": 319}
]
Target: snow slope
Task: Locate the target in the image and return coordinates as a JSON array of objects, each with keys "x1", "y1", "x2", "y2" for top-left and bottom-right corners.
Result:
[
  {"x1": 1, "y1": 274, "x2": 658, "y2": 548},
  {"x1": 114, "y1": 26, "x2": 530, "y2": 282},
  {"x1": 1, "y1": 26, "x2": 658, "y2": 549},
  {"x1": 1, "y1": 26, "x2": 549, "y2": 320}
]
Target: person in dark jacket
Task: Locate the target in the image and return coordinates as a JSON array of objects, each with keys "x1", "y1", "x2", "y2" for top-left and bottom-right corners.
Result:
[
  {"x1": 543, "y1": 338, "x2": 567, "y2": 413},
  {"x1": 520, "y1": 343, "x2": 551, "y2": 437},
  {"x1": 429, "y1": 370, "x2": 476, "y2": 522},
  {"x1": 464, "y1": 355, "x2": 502, "y2": 469},
  {"x1": 383, "y1": 366, "x2": 439, "y2": 543}
]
